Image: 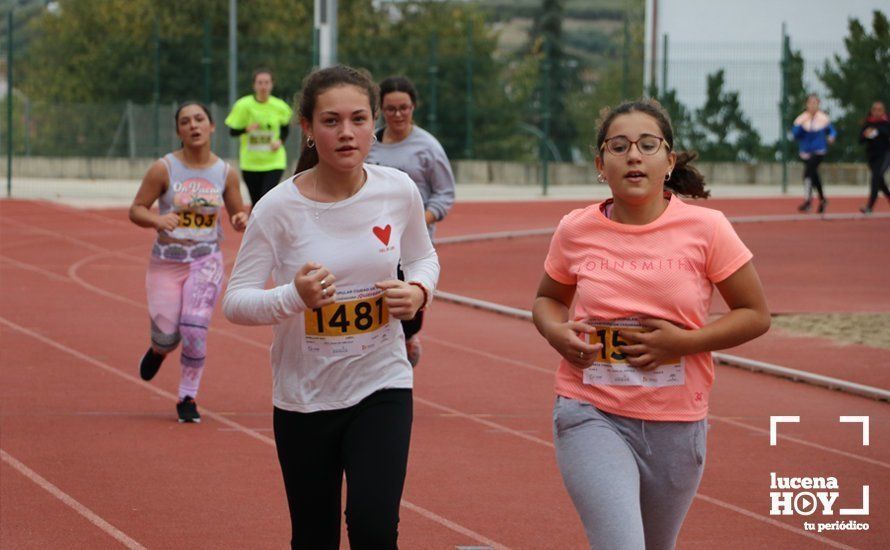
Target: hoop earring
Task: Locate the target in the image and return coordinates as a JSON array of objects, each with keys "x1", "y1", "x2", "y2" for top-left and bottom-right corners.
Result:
[
  {"x1": 597, "y1": 173, "x2": 606, "y2": 184},
  {"x1": 665, "y1": 172, "x2": 672, "y2": 181},
  {"x1": 371, "y1": 133, "x2": 378, "y2": 145},
  {"x1": 306, "y1": 137, "x2": 315, "y2": 149}
]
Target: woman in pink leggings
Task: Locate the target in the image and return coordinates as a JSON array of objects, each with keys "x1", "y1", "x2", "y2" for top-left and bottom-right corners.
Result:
[{"x1": 129, "y1": 102, "x2": 248, "y2": 423}]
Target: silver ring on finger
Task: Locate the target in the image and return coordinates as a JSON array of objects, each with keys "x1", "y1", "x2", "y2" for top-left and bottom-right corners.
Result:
[
  {"x1": 320, "y1": 278, "x2": 328, "y2": 288},
  {"x1": 578, "y1": 351, "x2": 584, "y2": 359}
]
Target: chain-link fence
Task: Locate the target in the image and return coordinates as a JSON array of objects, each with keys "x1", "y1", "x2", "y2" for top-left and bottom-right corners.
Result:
[
  {"x1": 658, "y1": 41, "x2": 841, "y2": 144},
  {"x1": 1, "y1": 43, "x2": 855, "y2": 158},
  {"x1": 0, "y1": 2, "x2": 642, "y2": 169},
  {"x1": 2, "y1": 3, "x2": 884, "y2": 194}
]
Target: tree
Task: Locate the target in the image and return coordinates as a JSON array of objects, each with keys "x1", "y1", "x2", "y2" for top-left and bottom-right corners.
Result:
[
  {"x1": 647, "y1": 84, "x2": 694, "y2": 151},
  {"x1": 526, "y1": 0, "x2": 579, "y2": 161},
  {"x1": 16, "y1": 0, "x2": 524, "y2": 159},
  {"x1": 16, "y1": 0, "x2": 315, "y2": 156},
  {"x1": 781, "y1": 48, "x2": 809, "y2": 134},
  {"x1": 342, "y1": 1, "x2": 524, "y2": 160},
  {"x1": 21, "y1": 0, "x2": 312, "y2": 104},
  {"x1": 771, "y1": 45, "x2": 810, "y2": 162},
  {"x1": 565, "y1": 8, "x2": 645, "y2": 161},
  {"x1": 819, "y1": 10, "x2": 890, "y2": 161},
  {"x1": 689, "y1": 70, "x2": 765, "y2": 162}
]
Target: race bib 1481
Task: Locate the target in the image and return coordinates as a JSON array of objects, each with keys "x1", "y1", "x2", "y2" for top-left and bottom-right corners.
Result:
[{"x1": 303, "y1": 284, "x2": 393, "y2": 357}]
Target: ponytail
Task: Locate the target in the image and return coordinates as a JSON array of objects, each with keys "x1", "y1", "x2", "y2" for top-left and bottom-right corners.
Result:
[{"x1": 667, "y1": 151, "x2": 709, "y2": 199}]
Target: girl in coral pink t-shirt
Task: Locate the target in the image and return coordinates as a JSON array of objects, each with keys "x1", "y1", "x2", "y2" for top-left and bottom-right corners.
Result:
[{"x1": 533, "y1": 99, "x2": 770, "y2": 549}]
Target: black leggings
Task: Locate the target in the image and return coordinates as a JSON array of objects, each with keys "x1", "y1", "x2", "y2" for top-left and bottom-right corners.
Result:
[
  {"x1": 242, "y1": 169, "x2": 284, "y2": 206},
  {"x1": 866, "y1": 153, "x2": 890, "y2": 209},
  {"x1": 803, "y1": 155, "x2": 825, "y2": 201},
  {"x1": 273, "y1": 389, "x2": 413, "y2": 550},
  {"x1": 396, "y1": 265, "x2": 424, "y2": 340}
]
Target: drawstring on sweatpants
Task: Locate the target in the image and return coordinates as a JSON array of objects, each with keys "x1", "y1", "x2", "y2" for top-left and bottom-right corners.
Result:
[{"x1": 641, "y1": 420, "x2": 653, "y2": 456}]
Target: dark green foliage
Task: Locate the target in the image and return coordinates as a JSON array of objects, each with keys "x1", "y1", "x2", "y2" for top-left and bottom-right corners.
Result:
[
  {"x1": 647, "y1": 84, "x2": 694, "y2": 151},
  {"x1": 819, "y1": 10, "x2": 890, "y2": 161},
  {"x1": 525, "y1": 0, "x2": 578, "y2": 160},
  {"x1": 688, "y1": 70, "x2": 765, "y2": 161}
]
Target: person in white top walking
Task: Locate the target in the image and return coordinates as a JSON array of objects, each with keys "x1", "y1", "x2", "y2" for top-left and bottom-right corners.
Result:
[{"x1": 223, "y1": 65, "x2": 439, "y2": 549}]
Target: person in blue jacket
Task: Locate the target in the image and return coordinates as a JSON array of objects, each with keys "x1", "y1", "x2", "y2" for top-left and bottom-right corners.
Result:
[{"x1": 792, "y1": 94, "x2": 836, "y2": 213}]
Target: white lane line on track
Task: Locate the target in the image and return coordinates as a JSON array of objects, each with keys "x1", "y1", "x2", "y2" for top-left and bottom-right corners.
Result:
[
  {"x1": 11, "y1": 220, "x2": 884, "y2": 470},
  {"x1": 0, "y1": 315, "x2": 511, "y2": 550},
  {"x1": 0, "y1": 235, "x2": 66, "y2": 251},
  {"x1": 693, "y1": 494, "x2": 856, "y2": 550},
  {"x1": 414, "y1": 397, "x2": 554, "y2": 448},
  {"x1": 1, "y1": 449, "x2": 147, "y2": 550},
  {"x1": 423, "y1": 333, "x2": 890, "y2": 469},
  {"x1": 1, "y1": 214, "x2": 875, "y2": 546},
  {"x1": 3, "y1": 308, "x2": 837, "y2": 549},
  {"x1": 423, "y1": 334, "x2": 554, "y2": 375},
  {"x1": 433, "y1": 291, "x2": 890, "y2": 402},
  {"x1": 417, "y1": 382, "x2": 859, "y2": 549},
  {"x1": 0, "y1": 254, "x2": 71, "y2": 282},
  {"x1": 709, "y1": 415, "x2": 889, "y2": 469},
  {"x1": 44, "y1": 202, "x2": 137, "y2": 229},
  {"x1": 7, "y1": 219, "x2": 510, "y2": 547}
]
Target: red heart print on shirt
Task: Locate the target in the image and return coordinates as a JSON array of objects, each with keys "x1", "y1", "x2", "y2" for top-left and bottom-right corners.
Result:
[{"x1": 373, "y1": 225, "x2": 392, "y2": 245}]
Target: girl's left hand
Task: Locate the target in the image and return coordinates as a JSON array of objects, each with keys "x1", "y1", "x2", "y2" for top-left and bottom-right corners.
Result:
[
  {"x1": 375, "y1": 280, "x2": 424, "y2": 320},
  {"x1": 617, "y1": 319, "x2": 692, "y2": 371},
  {"x1": 231, "y1": 212, "x2": 248, "y2": 232}
]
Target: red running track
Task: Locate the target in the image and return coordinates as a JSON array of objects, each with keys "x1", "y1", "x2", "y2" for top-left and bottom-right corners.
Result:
[{"x1": 1, "y1": 199, "x2": 887, "y2": 549}]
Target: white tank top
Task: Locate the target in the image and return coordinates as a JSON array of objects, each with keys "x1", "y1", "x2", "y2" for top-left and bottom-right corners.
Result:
[{"x1": 157, "y1": 153, "x2": 229, "y2": 242}]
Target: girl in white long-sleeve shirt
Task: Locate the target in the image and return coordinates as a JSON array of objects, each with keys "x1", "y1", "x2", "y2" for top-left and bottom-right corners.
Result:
[{"x1": 223, "y1": 65, "x2": 439, "y2": 550}]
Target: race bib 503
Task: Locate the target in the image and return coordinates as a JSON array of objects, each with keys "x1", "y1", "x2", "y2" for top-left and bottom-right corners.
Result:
[{"x1": 177, "y1": 211, "x2": 217, "y2": 229}]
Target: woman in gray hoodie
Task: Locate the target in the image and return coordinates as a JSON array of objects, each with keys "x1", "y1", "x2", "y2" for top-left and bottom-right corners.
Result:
[{"x1": 367, "y1": 75, "x2": 456, "y2": 367}]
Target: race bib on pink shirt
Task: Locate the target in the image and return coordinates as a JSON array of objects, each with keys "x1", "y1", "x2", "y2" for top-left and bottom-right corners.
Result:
[{"x1": 581, "y1": 318, "x2": 685, "y2": 387}]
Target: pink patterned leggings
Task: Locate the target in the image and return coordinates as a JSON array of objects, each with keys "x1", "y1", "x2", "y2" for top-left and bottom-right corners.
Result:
[{"x1": 145, "y1": 251, "x2": 224, "y2": 399}]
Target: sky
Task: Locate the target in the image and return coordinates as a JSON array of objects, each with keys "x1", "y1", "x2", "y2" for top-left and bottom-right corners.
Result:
[
  {"x1": 644, "y1": 0, "x2": 887, "y2": 143},
  {"x1": 653, "y1": 0, "x2": 883, "y2": 44}
]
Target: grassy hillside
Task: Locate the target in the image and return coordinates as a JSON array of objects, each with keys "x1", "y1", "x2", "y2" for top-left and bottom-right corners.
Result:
[{"x1": 478, "y1": 0, "x2": 643, "y2": 66}]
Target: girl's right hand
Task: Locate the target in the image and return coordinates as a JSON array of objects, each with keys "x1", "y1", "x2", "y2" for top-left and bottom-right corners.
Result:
[
  {"x1": 230, "y1": 212, "x2": 248, "y2": 232},
  {"x1": 544, "y1": 320, "x2": 603, "y2": 369},
  {"x1": 155, "y1": 212, "x2": 180, "y2": 232},
  {"x1": 294, "y1": 262, "x2": 337, "y2": 310}
]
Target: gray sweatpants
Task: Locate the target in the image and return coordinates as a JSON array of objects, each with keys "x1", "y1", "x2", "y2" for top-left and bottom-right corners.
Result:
[{"x1": 553, "y1": 396, "x2": 707, "y2": 550}]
